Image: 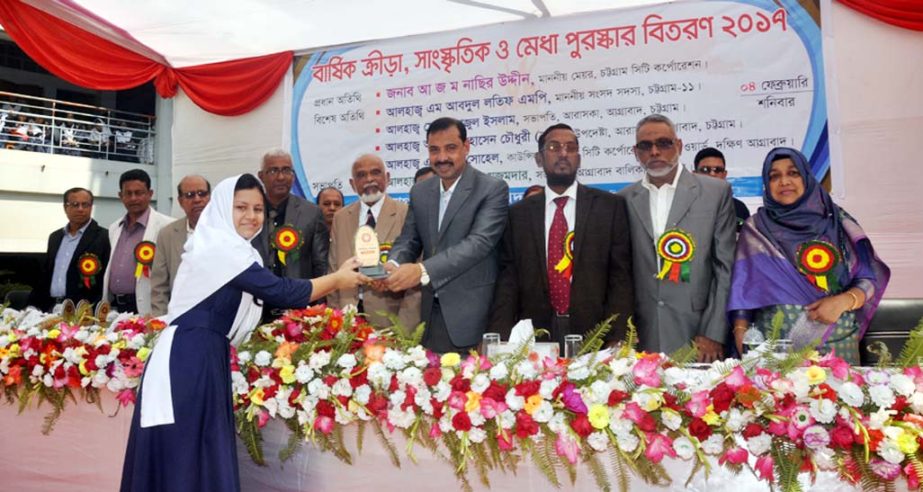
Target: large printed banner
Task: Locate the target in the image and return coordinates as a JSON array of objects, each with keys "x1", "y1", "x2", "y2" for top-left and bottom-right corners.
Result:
[{"x1": 291, "y1": 0, "x2": 827, "y2": 202}]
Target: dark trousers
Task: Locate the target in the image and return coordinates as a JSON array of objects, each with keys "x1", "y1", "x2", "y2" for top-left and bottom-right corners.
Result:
[{"x1": 422, "y1": 299, "x2": 475, "y2": 354}]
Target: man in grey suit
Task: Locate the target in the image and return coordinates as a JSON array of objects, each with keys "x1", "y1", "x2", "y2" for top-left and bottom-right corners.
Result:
[
  {"x1": 618, "y1": 114, "x2": 736, "y2": 361},
  {"x1": 253, "y1": 149, "x2": 329, "y2": 313},
  {"x1": 150, "y1": 175, "x2": 210, "y2": 316},
  {"x1": 385, "y1": 117, "x2": 509, "y2": 352}
]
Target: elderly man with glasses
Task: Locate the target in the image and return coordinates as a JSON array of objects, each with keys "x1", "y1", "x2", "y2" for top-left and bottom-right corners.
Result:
[
  {"x1": 150, "y1": 175, "x2": 211, "y2": 316},
  {"x1": 618, "y1": 114, "x2": 737, "y2": 362},
  {"x1": 693, "y1": 147, "x2": 751, "y2": 232},
  {"x1": 29, "y1": 187, "x2": 111, "y2": 311}
]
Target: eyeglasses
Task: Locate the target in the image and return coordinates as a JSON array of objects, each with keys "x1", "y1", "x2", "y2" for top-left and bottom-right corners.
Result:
[
  {"x1": 264, "y1": 167, "x2": 294, "y2": 176},
  {"x1": 635, "y1": 138, "x2": 676, "y2": 152},
  {"x1": 543, "y1": 142, "x2": 580, "y2": 154},
  {"x1": 65, "y1": 202, "x2": 92, "y2": 209},
  {"x1": 180, "y1": 190, "x2": 210, "y2": 199},
  {"x1": 696, "y1": 166, "x2": 727, "y2": 175}
]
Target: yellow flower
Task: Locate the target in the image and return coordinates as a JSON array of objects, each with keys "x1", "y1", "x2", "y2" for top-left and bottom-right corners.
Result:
[
  {"x1": 805, "y1": 365, "x2": 827, "y2": 385},
  {"x1": 0, "y1": 347, "x2": 8, "y2": 359},
  {"x1": 47, "y1": 328, "x2": 61, "y2": 339},
  {"x1": 279, "y1": 365, "x2": 296, "y2": 384},
  {"x1": 588, "y1": 404, "x2": 610, "y2": 429},
  {"x1": 79, "y1": 360, "x2": 89, "y2": 376},
  {"x1": 113, "y1": 340, "x2": 126, "y2": 350},
  {"x1": 250, "y1": 388, "x2": 265, "y2": 405},
  {"x1": 642, "y1": 393, "x2": 663, "y2": 412},
  {"x1": 137, "y1": 347, "x2": 151, "y2": 362},
  {"x1": 524, "y1": 394, "x2": 543, "y2": 415},
  {"x1": 702, "y1": 405, "x2": 721, "y2": 425},
  {"x1": 898, "y1": 432, "x2": 919, "y2": 454},
  {"x1": 465, "y1": 391, "x2": 482, "y2": 413},
  {"x1": 348, "y1": 400, "x2": 360, "y2": 413},
  {"x1": 440, "y1": 352, "x2": 461, "y2": 367},
  {"x1": 75, "y1": 346, "x2": 88, "y2": 357}
]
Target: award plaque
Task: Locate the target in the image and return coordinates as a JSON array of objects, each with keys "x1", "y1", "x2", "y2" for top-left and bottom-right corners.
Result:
[{"x1": 355, "y1": 225, "x2": 388, "y2": 279}]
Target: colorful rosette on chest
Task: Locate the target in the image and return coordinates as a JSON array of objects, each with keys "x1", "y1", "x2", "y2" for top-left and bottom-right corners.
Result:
[
  {"x1": 553, "y1": 230, "x2": 576, "y2": 280},
  {"x1": 272, "y1": 225, "x2": 303, "y2": 266},
  {"x1": 796, "y1": 240, "x2": 841, "y2": 292},
  {"x1": 656, "y1": 229, "x2": 695, "y2": 283},
  {"x1": 77, "y1": 253, "x2": 101, "y2": 288},
  {"x1": 133, "y1": 241, "x2": 156, "y2": 278}
]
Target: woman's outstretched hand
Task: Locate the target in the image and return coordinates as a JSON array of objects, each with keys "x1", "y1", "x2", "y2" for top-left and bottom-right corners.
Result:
[{"x1": 336, "y1": 257, "x2": 372, "y2": 289}]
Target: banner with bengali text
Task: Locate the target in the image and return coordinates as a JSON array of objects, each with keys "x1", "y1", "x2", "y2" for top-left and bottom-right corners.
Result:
[{"x1": 291, "y1": 0, "x2": 826, "y2": 203}]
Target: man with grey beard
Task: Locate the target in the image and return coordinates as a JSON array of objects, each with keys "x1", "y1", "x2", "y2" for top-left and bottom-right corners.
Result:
[
  {"x1": 327, "y1": 154, "x2": 421, "y2": 331},
  {"x1": 618, "y1": 114, "x2": 736, "y2": 361}
]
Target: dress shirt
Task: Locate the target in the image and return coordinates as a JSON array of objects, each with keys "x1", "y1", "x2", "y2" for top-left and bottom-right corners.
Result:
[
  {"x1": 543, "y1": 182, "x2": 578, "y2": 260},
  {"x1": 358, "y1": 198, "x2": 385, "y2": 228},
  {"x1": 109, "y1": 207, "x2": 151, "y2": 295},
  {"x1": 438, "y1": 174, "x2": 462, "y2": 230},
  {"x1": 641, "y1": 165, "x2": 685, "y2": 238},
  {"x1": 50, "y1": 221, "x2": 91, "y2": 297}
]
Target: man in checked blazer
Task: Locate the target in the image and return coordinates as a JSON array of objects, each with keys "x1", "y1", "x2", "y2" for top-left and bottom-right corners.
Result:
[
  {"x1": 385, "y1": 117, "x2": 509, "y2": 352},
  {"x1": 618, "y1": 114, "x2": 736, "y2": 361},
  {"x1": 489, "y1": 124, "x2": 634, "y2": 347},
  {"x1": 30, "y1": 187, "x2": 110, "y2": 311},
  {"x1": 327, "y1": 154, "x2": 420, "y2": 331}
]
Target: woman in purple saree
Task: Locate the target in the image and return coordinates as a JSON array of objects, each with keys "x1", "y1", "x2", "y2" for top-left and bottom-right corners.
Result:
[{"x1": 728, "y1": 147, "x2": 890, "y2": 364}]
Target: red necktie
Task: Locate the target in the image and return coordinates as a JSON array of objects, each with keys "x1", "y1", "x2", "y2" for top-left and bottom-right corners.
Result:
[{"x1": 547, "y1": 196, "x2": 570, "y2": 315}]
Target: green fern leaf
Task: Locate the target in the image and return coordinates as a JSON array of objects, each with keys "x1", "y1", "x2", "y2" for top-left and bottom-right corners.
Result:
[{"x1": 897, "y1": 317, "x2": 923, "y2": 368}]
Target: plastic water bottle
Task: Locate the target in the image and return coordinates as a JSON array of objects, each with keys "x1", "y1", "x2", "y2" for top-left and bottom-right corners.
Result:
[{"x1": 741, "y1": 326, "x2": 765, "y2": 355}]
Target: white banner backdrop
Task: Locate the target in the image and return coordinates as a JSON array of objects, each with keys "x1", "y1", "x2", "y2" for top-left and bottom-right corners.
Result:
[{"x1": 292, "y1": 0, "x2": 827, "y2": 203}]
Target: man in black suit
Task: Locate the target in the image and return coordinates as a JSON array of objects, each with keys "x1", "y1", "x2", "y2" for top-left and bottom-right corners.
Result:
[
  {"x1": 252, "y1": 149, "x2": 329, "y2": 315},
  {"x1": 693, "y1": 147, "x2": 750, "y2": 232},
  {"x1": 489, "y1": 124, "x2": 634, "y2": 346},
  {"x1": 30, "y1": 187, "x2": 111, "y2": 311}
]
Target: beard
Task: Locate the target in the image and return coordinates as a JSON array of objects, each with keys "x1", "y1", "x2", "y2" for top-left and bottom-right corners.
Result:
[
  {"x1": 546, "y1": 170, "x2": 577, "y2": 189},
  {"x1": 359, "y1": 190, "x2": 383, "y2": 205},
  {"x1": 643, "y1": 158, "x2": 679, "y2": 178}
]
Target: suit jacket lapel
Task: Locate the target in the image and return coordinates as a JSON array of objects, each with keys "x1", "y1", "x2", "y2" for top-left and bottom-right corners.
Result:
[
  {"x1": 665, "y1": 169, "x2": 699, "y2": 229},
  {"x1": 71, "y1": 221, "x2": 97, "y2": 259},
  {"x1": 285, "y1": 196, "x2": 303, "y2": 229},
  {"x1": 377, "y1": 197, "x2": 400, "y2": 241},
  {"x1": 527, "y1": 193, "x2": 549, "y2": 292},
  {"x1": 437, "y1": 165, "x2": 475, "y2": 240},
  {"x1": 573, "y1": 185, "x2": 592, "y2": 265},
  {"x1": 630, "y1": 185, "x2": 655, "y2": 241}
]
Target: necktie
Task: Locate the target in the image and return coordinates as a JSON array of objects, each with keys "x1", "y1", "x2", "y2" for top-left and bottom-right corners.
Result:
[
  {"x1": 366, "y1": 208, "x2": 376, "y2": 229},
  {"x1": 547, "y1": 196, "x2": 570, "y2": 315}
]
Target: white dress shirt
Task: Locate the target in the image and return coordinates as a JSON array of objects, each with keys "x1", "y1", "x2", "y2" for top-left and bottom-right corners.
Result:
[
  {"x1": 438, "y1": 174, "x2": 462, "y2": 230},
  {"x1": 641, "y1": 165, "x2": 685, "y2": 238},
  {"x1": 358, "y1": 198, "x2": 385, "y2": 228},
  {"x1": 543, "y1": 182, "x2": 578, "y2": 260}
]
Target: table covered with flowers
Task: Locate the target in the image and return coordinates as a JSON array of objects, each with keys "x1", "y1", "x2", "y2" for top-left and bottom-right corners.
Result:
[{"x1": 1, "y1": 304, "x2": 922, "y2": 492}]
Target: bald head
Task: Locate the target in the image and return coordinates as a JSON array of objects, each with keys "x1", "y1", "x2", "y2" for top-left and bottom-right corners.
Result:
[
  {"x1": 176, "y1": 175, "x2": 211, "y2": 228},
  {"x1": 350, "y1": 153, "x2": 389, "y2": 205}
]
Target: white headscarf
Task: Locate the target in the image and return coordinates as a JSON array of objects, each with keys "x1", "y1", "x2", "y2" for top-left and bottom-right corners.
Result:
[{"x1": 141, "y1": 174, "x2": 265, "y2": 427}]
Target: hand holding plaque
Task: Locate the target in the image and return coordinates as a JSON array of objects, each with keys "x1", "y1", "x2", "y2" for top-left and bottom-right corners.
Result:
[{"x1": 355, "y1": 225, "x2": 389, "y2": 279}]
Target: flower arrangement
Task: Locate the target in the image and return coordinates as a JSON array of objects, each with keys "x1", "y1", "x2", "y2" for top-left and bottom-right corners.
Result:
[{"x1": 4, "y1": 304, "x2": 923, "y2": 492}]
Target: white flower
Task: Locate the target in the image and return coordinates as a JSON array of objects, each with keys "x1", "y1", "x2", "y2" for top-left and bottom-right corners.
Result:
[
  {"x1": 389, "y1": 390, "x2": 406, "y2": 407},
  {"x1": 92, "y1": 371, "x2": 109, "y2": 387},
  {"x1": 263, "y1": 397, "x2": 278, "y2": 417},
  {"x1": 869, "y1": 408, "x2": 896, "y2": 430},
  {"x1": 307, "y1": 379, "x2": 330, "y2": 399},
  {"x1": 673, "y1": 436, "x2": 695, "y2": 460},
  {"x1": 608, "y1": 358, "x2": 632, "y2": 377},
  {"x1": 382, "y1": 349, "x2": 407, "y2": 370},
  {"x1": 295, "y1": 364, "x2": 314, "y2": 384},
  {"x1": 387, "y1": 407, "x2": 416, "y2": 428},
  {"x1": 278, "y1": 402, "x2": 296, "y2": 420},
  {"x1": 406, "y1": 346, "x2": 428, "y2": 367},
  {"x1": 910, "y1": 392, "x2": 923, "y2": 414},
  {"x1": 631, "y1": 391, "x2": 661, "y2": 412},
  {"x1": 253, "y1": 350, "x2": 272, "y2": 367},
  {"x1": 515, "y1": 360, "x2": 538, "y2": 379},
  {"x1": 415, "y1": 388, "x2": 434, "y2": 414},
  {"x1": 336, "y1": 353, "x2": 357, "y2": 371},
  {"x1": 31, "y1": 365, "x2": 44, "y2": 377},
  {"x1": 505, "y1": 393, "x2": 525, "y2": 411},
  {"x1": 43, "y1": 373, "x2": 53, "y2": 387},
  {"x1": 616, "y1": 432, "x2": 639, "y2": 453},
  {"x1": 869, "y1": 385, "x2": 896, "y2": 409},
  {"x1": 308, "y1": 350, "x2": 331, "y2": 370},
  {"x1": 353, "y1": 385, "x2": 371, "y2": 405},
  {"x1": 838, "y1": 382, "x2": 865, "y2": 407},
  {"x1": 802, "y1": 425, "x2": 830, "y2": 450},
  {"x1": 433, "y1": 381, "x2": 452, "y2": 402},
  {"x1": 237, "y1": 351, "x2": 252, "y2": 364},
  {"x1": 878, "y1": 440, "x2": 905, "y2": 464},
  {"x1": 469, "y1": 427, "x2": 487, "y2": 443},
  {"x1": 589, "y1": 380, "x2": 611, "y2": 404},
  {"x1": 532, "y1": 401, "x2": 554, "y2": 423},
  {"x1": 725, "y1": 408, "x2": 749, "y2": 432},
  {"x1": 664, "y1": 367, "x2": 687, "y2": 387},
  {"x1": 231, "y1": 372, "x2": 249, "y2": 394},
  {"x1": 588, "y1": 432, "x2": 609, "y2": 452},
  {"x1": 398, "y1": 367, "x2": 424, "y2": 388},
  {"x1": 660, "y1": 409, "x2": 682, "y2": 431},
  {"x1": 73, "y1": 330, "x2": 90, "y2": 343},
  {"x1": 809, "y1": 399, "x2": 838, "y2": 424},
  {"x1": 0, "y1": 335, "x2": 10, "y2": 348},
  {"x1": 128, "y1": 333, "x2": 146, "y2": 350},
  {"x1": 747, "y1": 433, "x2": 772, "y2": 456},
  {"x1": 813, "y1": 447, "x2": 837, "y2": 470},
  {"x1": 332, "y1": 379, "x2": 353, "y2": 397},
  {"x1": 367, "y1": 363, "x2": 392, "y2": 389},
  {"x1": 471, "y1": 374, "x2": 490, "y2": 394},
  {"x1": 539, "y1": 379, "x2": 557, "y2": 399},
  {"x1": 488, "y1": 362, "x2": 508, "y2": 380},
  {"x1": 547, "y1": 412, "x2": 567, "y2": 434},
  {"x1": 701, "y1": 434, "x2": 725, "y2": 455},
  {"x1": 866, "y1": 370, "x2": 890, "y2": 386},
  {"x1": 567, "y1": 363, "x2": 590, "y2": 381},
  {"x1": 499, "y1": 410, "x2": 516, "y2": 429},
  {"x1": 890, "y1": 374, "x2": 915, "y2": 397},
  {"x1": 469, "y1": 412, "x2": 486, "y2": 427}
]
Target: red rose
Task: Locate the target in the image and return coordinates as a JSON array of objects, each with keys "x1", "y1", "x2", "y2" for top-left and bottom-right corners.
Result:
[
  {"x1": 742, "y1": 423, "x2": 764, "y2": 439},
  {"x1": 483, "y1": 381, "x2": 508, "y2": 402},
  {"x1": 452, "y1": 412, "x2": 472, "y2": 432},
  {"x1": 515, "y1": 380, "x2": 541, "y2": 397},
  {"x1": 389, "y1": 374, "x2": 399, "y2": 392},
  {"x1": 349, "y1": 370, "x2": 368, "y2": 389},
  {"x1": 815, "y1": 383, "x2": 838, "y2": 402},
  {"x1": 316, "y1": 399, "x2": 336, "y2": 418},
  {"x1": 367, "y1": 393, "x2": 389, "y2": 417},
  {"x1": 323, "y1": 375, "x2": 338, "y2": 387},
  {"x1": 515, "y1": 411, "x2": 539, "y2": 438},
  {"x1": 689, "y1": 418, "x2": 712, "y2": 441},
  {"x1": 431, "y1": 398, "x2": 444, "y2": 419},
  {"x1": 450, "y1": 375, "x2": 471, "y2": 393},
  {"x1": 662, "y1": 392, "x2": 679, "y2": 410},
  {"x1": 830, "y1": 425, "x2": 854, "y2": 449},
  {"x1": 423, "y1": 367, "x2": 442, "y2": 387},
  {"x1": 288, "y1": 386, "x2": 302, "y2": 406},
  {"x1": 570, "y1": 414, "x2": 593, "y2": 438},
  {"x1": 402, "y1": 386, "x2": 417, "y2": 411},
  {"x1": 709, "y1": 383, "x2": 734, "y2": 414},
  {"x1": 608, "y1": 390, "x2": 629, "y2": 406},
  {"x1": 892, "y1": 396, "x2": 910, "y2": 412}
]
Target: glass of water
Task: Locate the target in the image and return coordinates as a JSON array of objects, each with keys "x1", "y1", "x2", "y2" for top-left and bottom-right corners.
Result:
[
  {"x1": 564, "y1": 334, "x2": 583, "y2": 359},
  {"x1": 481, "y1": 332, "x2": 501, "y2": 356}
]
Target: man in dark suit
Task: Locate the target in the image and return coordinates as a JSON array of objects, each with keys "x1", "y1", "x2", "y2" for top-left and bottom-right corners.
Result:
[
  {"x1": 693, "y1": 147, "x2": 750, "y2": 232},
  {"x1": 489, "y1": 124, "x2": 634, "y2": 346},
  {"x1": 253, "y1": 149, "x2": 329, "y2": 315},
  {"x1": 385, "y1": 117, "x2": 509, "y2": 352},
  {"x1": 30, "y1": 187, "x2": 110, "y2": 311}
]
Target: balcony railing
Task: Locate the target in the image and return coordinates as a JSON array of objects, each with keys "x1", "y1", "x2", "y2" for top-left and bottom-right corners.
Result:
[{"x1": 0, "y1": 91, "x2": 155, "y2": 164}]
